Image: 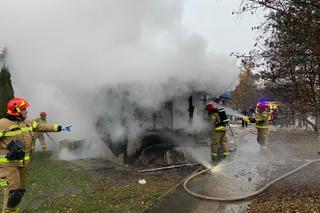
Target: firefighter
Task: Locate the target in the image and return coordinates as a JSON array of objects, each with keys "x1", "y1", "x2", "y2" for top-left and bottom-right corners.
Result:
[
  {"x1": 0, "y1": 97, "x2": 71, "y2": 213},
  {"x1": 256, "y1": 101, "x2": 269, "y2": 149},
  {"x1": 205, "y1": 103, "x2": 230, "y2": 162},
  {"x1": 32, "y1": 112, "x2": 48, "y2": 152},
  {"x1": 242, "y1": 116, "x2": 250, "y2": 127},
  {"x1": 241, "y1": 108, "x2": 249, "y2": 127}
]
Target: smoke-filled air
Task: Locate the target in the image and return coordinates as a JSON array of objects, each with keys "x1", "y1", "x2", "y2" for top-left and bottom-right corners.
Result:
[{"x1": 0, "y1": 0, "x2": 239, "y2": 159}]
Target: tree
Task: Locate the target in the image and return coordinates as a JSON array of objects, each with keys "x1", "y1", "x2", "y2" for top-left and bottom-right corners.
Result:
[
  {"x1": 230, "y1": 60, "x2": 260, "y2": 111},
  {"x1": 236, "y1": 0, "x2": 320, "y2": 133},
  {"x1": 0, "y1": 65, "x2": 14, "y2": 118}
]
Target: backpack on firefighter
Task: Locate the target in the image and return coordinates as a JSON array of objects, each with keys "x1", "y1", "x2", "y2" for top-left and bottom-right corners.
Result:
[{"x1": 216, "y1": 108, "x2": 229, "y2": 127}]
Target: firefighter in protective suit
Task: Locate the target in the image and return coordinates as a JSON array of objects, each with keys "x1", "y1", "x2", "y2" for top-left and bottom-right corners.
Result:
[
  {"x1": 205, "y1": 103, "x2": 230, "y2": 162},
  {"x1": 256, "y1": 101, "x2": 269, "y2": 149},
  {"x1": 0, "y1": 97, "x2": 71, "y2": 213},
  {"x1": 32, "y1": 112, "x2": 48, "y2": 152}
]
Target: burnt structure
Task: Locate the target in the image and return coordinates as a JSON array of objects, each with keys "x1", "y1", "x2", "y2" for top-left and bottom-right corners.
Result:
[{"x1": 95, "y1": 89, "x2": 209, "y2": 166}]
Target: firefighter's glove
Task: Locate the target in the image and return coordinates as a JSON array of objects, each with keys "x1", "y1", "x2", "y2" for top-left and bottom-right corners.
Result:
[
  {"x1": 61, "y1": 125, "x2": 72, "y2": 132},
  {"x1": 5, "y1": 139, "x2": 25, "y2": 161}
]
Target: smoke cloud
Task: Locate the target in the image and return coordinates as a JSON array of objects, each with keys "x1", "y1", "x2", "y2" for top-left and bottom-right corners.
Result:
[{"x1": 0, "y1": 0, "x2": 240, "y2": 159}]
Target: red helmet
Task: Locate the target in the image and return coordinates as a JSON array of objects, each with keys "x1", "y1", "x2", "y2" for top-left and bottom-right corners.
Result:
[
  {"x1": 40, "y1": 112, "x2": 47, "y2": 116},
  {"x1": 205, "y1": 103, "x2": 217, "y2": 112},
  {"x1": 257, "y1": 102, "x2": 268, "y2": 110},
  {"x1": 7, "y1": 97, "x2": 30, "y2": 116}
]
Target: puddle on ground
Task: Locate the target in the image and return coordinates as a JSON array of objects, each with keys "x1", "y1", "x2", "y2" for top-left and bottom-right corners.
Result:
[{"x1": 186, "y1": 129, "x2": 268, "y2": 213}]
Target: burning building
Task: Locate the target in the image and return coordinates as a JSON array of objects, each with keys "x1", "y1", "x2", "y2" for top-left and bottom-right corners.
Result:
[{"x1": 95, "y1": 84, "x2": 230, "y2": 166}]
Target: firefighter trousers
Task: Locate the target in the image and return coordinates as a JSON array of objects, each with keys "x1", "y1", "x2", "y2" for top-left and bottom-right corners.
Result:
[
  {"x1": 33, "y1": 133, "x2": 46, "y2": 151},
  {"x1": 211, "y1": 131, "x2": 229, "y2": 160},
  {"x1": 0, "y1": 166, "x2": 28, "y2": 213},
  {"x1": 257, "y1": 128, "x2": 268, "y2": 149}
]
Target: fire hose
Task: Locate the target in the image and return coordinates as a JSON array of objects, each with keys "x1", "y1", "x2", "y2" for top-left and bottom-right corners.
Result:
[
  {"x1": 45, "y1": 133, "x2": 59, "y2": 145},
  {"x1": 183, "y1": 125, "x2": 320, "y2": 201}
]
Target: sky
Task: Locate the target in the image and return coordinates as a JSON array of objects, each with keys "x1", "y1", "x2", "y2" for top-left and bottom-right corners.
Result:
[
  {"x1": 0, "y1": 0, "x2": 262, "y2": 159},
  {"x1": 183, "y1": 0, "x2": 262, "y2": 55}
]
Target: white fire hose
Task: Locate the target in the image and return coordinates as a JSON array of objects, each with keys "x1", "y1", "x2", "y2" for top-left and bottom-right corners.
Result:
[{"x1": 183, "y1": 126, "x2": 320, "y2": 201}]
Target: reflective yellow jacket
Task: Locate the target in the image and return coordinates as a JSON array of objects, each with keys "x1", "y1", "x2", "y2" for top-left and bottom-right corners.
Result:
[
  {"x1": 210, "y1": 112, "x2": 226, "y2": 132},
  {"x1": 243, "y1": 116, "x2": 250, "y2": 123},
  {"x1": 0, "y1": 117, "x2": 60, "y2": 167},
  {"x1": 34, "y1": 117, "x2": 47, "y2": 124},
  {"x1": 255, "y1": 110, "x2": 269, "y2": 129}
]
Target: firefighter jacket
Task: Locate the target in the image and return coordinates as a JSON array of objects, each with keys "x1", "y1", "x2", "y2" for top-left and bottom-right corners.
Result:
[
  {"x1": 0, "y1": 116, "x2": 60, "y2": 167},
  {"x1": 34, "y1": 117, "x2": 47, "y2": 124},
  {"x1": 243, "y1": 116, "x2": 250, "y2": 123},
  {"x1": 210, "y1": 112, "x2": 226, "y2": 132},
  {"x1": 255, "y1": 110, "x2": 269, "y2": 129}
]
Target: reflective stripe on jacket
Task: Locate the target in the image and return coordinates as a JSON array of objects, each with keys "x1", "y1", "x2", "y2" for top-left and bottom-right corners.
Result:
[
  {"x1": 0, "y1": 118, "x2": 59, "y2": 166},
  {"x1": 35, "y1": 117, "x2": 47, "y2": 124},
  {"x1": 0, "y1": 155, "x2": 30, "y2": 163}
]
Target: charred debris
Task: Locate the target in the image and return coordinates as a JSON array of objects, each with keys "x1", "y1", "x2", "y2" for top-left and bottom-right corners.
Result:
[{"x1": 95, "y1": 91, "x2": 213, "y2": 167}]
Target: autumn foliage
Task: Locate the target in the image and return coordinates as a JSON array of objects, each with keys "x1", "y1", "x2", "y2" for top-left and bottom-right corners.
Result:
[{"x1": 237, "y1": 0, "x2": 320, "y2": 129}]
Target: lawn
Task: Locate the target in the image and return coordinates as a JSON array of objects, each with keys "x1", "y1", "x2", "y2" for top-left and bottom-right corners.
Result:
[{"x1": 0, "y1": 151, "x2": 182, "y2": 213}]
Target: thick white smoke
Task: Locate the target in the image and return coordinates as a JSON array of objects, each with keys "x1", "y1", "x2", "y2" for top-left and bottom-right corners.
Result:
[{"x1": 0, "y1": 0, "x2": 240, "y2": 159}]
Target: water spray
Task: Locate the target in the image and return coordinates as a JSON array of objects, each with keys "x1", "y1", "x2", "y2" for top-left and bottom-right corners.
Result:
[
  {"x1": 45, "y1": 133, "x2": 59, "y2": 145},
  {"x1": 218, "y1": 104, "x2": 245, "y2": 119}
]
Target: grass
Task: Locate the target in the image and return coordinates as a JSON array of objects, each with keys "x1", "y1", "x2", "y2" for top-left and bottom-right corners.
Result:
[{"x1": 0, "y1": 152, "x2": 180, "y2": 213}]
